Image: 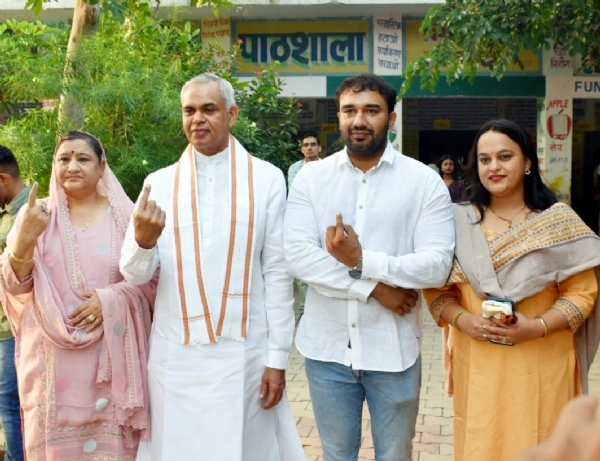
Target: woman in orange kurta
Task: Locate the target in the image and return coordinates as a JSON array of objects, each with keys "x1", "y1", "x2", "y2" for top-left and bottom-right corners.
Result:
[{"x1": 424, "y1": 120, "x2": 600, "y2": 461}]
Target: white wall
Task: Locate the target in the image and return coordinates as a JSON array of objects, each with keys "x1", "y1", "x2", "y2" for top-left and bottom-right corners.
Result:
[{"x1": 1, "y1": 0, "x2": 437, "y2": 21}]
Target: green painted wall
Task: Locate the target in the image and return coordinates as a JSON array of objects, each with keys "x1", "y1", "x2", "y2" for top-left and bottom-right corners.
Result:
[{"x1": 326, "y1": 76, "x2": 546, "y2": 98}]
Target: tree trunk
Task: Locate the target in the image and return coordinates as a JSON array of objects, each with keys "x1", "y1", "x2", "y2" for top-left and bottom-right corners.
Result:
[{"x1": 58, "y1": 0, "x2": 99, "y2": 129}]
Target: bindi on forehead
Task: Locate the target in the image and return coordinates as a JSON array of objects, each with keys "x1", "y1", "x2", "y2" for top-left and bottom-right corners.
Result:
[{"x1": 57, "y1": 150, "x2": 93, "y2": 157}]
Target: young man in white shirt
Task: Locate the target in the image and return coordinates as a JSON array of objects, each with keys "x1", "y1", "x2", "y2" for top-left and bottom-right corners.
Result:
[
  {"x1": 284, "y1": 74, "x2": 455, "y2": 461},
  {"x1": 288, "y1": 133, "x2": 322, "y2": 316},
  {"x1": 287, "y1": 132, "x2": 322, "y2": 190}
]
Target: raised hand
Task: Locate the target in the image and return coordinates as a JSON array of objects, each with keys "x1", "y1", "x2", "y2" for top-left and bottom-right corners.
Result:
[
  {"x1": 325, "y1": 212, "x2": 361, "y2": 267},
  {"x1": 133, "y1": 184, "x2": 166, "y2": 249},
  {"x1": 20, "y1": 183, "x2": 50, "y2": 244}
]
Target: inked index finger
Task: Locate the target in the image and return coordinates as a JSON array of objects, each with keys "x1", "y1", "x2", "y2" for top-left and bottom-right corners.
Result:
[
  {"x1": 335, "y1": 212, "x2": 345, "y2": 236},
  {"x1": 138, "y1": 184, "x2": 151, "y2": 209},
  {"x1": 28, "y1": 182, "x2": 39, "y2": 207}
]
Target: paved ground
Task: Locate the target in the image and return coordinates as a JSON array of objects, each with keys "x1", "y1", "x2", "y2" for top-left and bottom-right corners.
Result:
[
  {"x1": 2, "y1": 304, "x2": 599, "y2": 461},
  {"x1": 289, "y1": 304, "x2": 600, "y2": 461}
]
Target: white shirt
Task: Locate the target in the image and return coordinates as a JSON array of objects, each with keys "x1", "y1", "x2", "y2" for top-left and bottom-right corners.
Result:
[
  {"x1": 284, "y1": 142, "x2": 455, "y2": 372},
  {"x1": 120, "y1": 147, "x2": 295, "y2": 369}
]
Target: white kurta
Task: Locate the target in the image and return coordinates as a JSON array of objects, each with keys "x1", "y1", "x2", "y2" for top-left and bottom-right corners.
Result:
[{"x1": 119, "y1": 148, "x2": 304, "y2": 461}]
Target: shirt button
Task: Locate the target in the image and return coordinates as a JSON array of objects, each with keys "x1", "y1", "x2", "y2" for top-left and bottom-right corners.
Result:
[
  {"x1": 359, "y1": 206, "x2": 363, "y2": 210},
  {"x1": 362, "y1": 179, "x2": 366, "y2": 183},
  {"x1": 351, "y1": 323, "x2": 356, "y2": 328}
]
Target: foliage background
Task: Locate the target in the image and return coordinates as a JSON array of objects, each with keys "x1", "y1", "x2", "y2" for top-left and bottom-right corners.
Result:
[
  {"x1": 402, "y1": 0, "x2": 600, "y2": 93},
  {"x1": 0, "y1": 7, "x2": 300, "y2": 198}
]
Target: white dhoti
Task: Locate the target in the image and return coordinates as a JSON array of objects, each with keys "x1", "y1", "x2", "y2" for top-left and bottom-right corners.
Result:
[
  {"x1": 121, "y1": 137, "x2": 304, "y2": 461},
  {"x1": 136, "y1": 320, "x2": 304, "y2": 461}
]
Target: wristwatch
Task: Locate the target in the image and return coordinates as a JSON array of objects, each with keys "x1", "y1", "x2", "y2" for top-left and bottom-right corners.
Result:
[{"x1": 348, "y1": 253, "x2": 363, "y2": 279}]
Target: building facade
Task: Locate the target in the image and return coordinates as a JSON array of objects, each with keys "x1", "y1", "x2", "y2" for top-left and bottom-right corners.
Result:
[{"x1": 2, "y1": 0, "x2": 600, "y2": 228}]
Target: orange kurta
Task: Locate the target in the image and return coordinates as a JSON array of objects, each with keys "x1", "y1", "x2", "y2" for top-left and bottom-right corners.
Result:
[{"x1": 425, "y1": 268, "x2": 597, "y2": 461}]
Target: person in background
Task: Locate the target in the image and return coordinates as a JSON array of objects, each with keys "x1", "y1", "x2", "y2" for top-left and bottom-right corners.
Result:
[
  {"x1": 0, "y1": 131, "x2": 155, "y2": 461},
  {"x1": 287, "y1": 132, "x2": 322, "y2": 189},
  {"x1": 427, "y1": 154, "x2": 441, "y2": 174},
  {"x1": 437, "y1": 154, "x2": 469, "y2": 397},
  {"x1": 285, "y1": 73, "x2": 454, "y2": 461},
  {"x1": 439, "y1": 154, "x2": 468, "y2": 203},
  {"x1": 593, "y1": 158, "x2": 600, "y2": 234},
  {"x1": 287, "y1": 133, "x2": 322, "y2": 318},
  {"x1": 424, "y1": 119, "x2": 600, "y2": 461},
  {"x1": 427, "y1": 163, "x2": 439, "y2": 174},
  {"x1": 0, "y1": 145, "x2": 28, "y2": 461}
]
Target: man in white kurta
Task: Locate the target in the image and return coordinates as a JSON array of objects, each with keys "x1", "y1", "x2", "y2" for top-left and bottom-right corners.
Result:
[{"x1": 119, "y1": 74, "x2": 303, "y2": 461}]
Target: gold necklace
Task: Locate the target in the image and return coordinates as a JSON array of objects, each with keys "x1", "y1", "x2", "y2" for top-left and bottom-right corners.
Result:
[
  {"x1": 81, "y1": 193, "x2": 100, "y2": 232},
  {"x1": 488, "y1": 204, "x2": 527, "y2": 229}
]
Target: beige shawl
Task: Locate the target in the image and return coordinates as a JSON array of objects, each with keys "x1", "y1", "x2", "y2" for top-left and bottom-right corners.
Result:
[{"x1": 450, "y1": 202, "x2": 600, "y2": 392}]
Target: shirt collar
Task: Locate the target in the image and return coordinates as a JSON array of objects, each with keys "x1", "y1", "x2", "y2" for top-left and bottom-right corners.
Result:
[
  {"x1": 337, "y1": 141, "x2": 396, "y2": 170},
  {"x1": 193, "y1": 146, "x2": 229, "y2": 166}
]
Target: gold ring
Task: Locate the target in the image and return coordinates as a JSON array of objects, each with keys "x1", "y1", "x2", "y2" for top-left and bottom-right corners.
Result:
[{"x1": 86, "y1": 314, "x2": 96, "y2": 323}]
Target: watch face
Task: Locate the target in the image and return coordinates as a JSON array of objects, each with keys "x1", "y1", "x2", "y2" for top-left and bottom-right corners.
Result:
[{"x1": 349, "y1": 269, "x2": 362, "y2": 279}]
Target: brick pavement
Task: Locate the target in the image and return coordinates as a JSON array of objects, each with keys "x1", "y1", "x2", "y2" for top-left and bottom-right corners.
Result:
[
  {"x1": 289, "y1": 307, "x2": 600, "y2": 461},
  {"x1": 1, "y1": 306, "x2": 599, "y2": 459}
]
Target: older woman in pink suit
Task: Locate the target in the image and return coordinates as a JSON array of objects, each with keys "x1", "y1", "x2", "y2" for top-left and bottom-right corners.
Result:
[{"x1": 0, "y1": 131, "x2": 155, "y2": 461}]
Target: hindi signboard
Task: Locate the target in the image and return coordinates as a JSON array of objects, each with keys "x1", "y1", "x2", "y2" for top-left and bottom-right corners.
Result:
[{"x1": 234, "y1": 20, "x2": 370, "y2": 75}]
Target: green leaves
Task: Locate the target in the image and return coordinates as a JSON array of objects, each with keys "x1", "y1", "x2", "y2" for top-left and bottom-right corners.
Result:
[
  {"x1": 189, "y1": 0, "x2": 235, "y2": 17},
  {"x1": 24, "y1": 0, "x2": 235, "y2": 21},
  {"x1": 0, "y1": 10, "x2": 299, "y2": 199},
  {"x1": 24, "y1": 0, "x2": 51, "y2": 17},
  {"x1": 232, "y1": 66, "x2": 301, "y2": 173},
  {"x1": 402, "y1": 0, "x2": 600, "y2": 95}
]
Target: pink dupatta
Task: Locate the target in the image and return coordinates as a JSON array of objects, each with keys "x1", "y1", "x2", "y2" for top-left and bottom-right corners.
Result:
[{"x1": 0, "y1": 160, "x2": 155, "y2": 457}]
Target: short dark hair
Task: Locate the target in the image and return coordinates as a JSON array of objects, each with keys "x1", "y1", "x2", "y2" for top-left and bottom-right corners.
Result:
[
  {"x1": 0, "y1": 145, "x2": 21, "y2": 178},
  {"x1": 335, "y1": 74, "x2": 397, "y2": 114},
  {"x1": 300, "y1": 132, "x2": 319, "y2": 145},
  {"x1": 466, "y1": 119, "x2": 557, "y2": 220},
  {"x1": 54, "y1": 131, "x2": 105, "y2": 162}
]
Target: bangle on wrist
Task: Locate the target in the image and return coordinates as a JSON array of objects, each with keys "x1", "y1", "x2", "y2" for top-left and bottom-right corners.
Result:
[
  {"x1": 536, "y1": 316, "x2": 548, "y2": 338},
  {"x1": 451, "y1": 309, "x2": 468, "y2": 331},
  {"x1": 9, "y1": 251, "x2": 33, "y2": 264}
]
